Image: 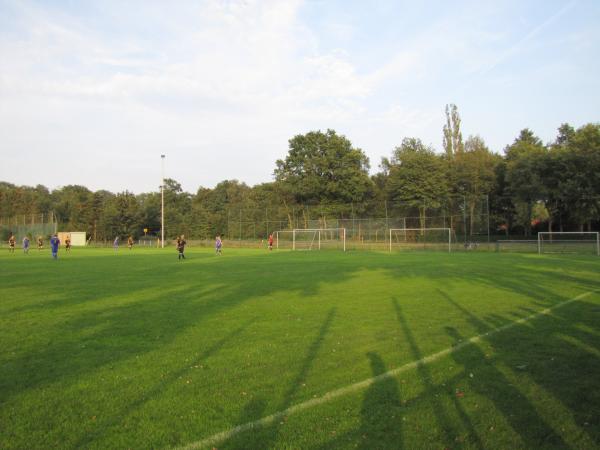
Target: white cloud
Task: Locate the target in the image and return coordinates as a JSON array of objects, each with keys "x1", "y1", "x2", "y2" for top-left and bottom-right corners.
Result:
[{"x1": 0, "y1": 0, "x2": 598, "y2": 192}]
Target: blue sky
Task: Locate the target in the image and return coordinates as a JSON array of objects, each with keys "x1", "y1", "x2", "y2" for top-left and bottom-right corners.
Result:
[{"x1": 1, "y1": 0, "x2": 599, "y2": 193}]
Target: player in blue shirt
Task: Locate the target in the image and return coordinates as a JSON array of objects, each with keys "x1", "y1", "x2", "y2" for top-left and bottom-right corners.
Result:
[
  {"x1": 50, "y1": 234, "x2": 60, "y2": 259},
  {"x1": 215, "y1": 235, "x2": 222, "y2": 255},
  {"x1": 22, "y1": 236, "x2": 30, "y2": 254}
]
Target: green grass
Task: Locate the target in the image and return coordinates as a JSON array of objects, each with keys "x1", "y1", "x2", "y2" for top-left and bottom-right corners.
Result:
[{"x1": 1, "y1": 247, "x2": 599, "y2": 449}]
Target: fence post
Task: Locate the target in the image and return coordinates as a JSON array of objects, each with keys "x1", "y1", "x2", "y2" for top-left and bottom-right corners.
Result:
[
  {"x1": 486, "y1": 194, "x2": 491, "y2": 250},
  {"x1": 463, "y1": 195, "x2": 467, "y2": 244}
]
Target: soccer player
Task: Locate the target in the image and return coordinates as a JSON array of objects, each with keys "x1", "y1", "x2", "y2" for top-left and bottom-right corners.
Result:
[
  {"x1": 113, "y1": 236, "x2": 119, "y2": 252},
  {"x1": 37, "y1": 236, "x2": 43, "y2": 251},
  {"x1": 127, "y1": 236, "x2": 134, "y2": 250},
  {"x1": 8, "y1": 234, "x2": 16, "y2": 253},
  {"x1": 50, "y1": 234, "x2": 60, "y2": 259},
  {"x1": 268, "y1": 233, "x2": 274, "y2": 251},
  {"x1": 23, "y1": 236, "x2": 30, "y2": 254},
  {"x1": 65, "y1": 235, "x2": 71, "y2": 252},
  {"x1": 215, "y1": 235, "x2": 222, "y2": 255},
  {"x1": 177, "y1": 235, "x2": 186, "y2": 260}
]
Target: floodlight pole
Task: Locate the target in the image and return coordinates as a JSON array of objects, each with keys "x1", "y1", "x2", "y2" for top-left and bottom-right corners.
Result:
[{"x1": 161, "y1": 154, "x2": 165, "y2": 249}]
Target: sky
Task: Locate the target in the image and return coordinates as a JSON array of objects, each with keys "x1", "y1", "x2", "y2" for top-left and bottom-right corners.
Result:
[{"x1": 1, "y1": 0, "x2": 599, "y2": 194}]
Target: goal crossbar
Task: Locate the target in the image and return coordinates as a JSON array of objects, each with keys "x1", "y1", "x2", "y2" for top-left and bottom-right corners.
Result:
[{"x1": 389, "y1": 228, "x2": 452, "y2": 253}]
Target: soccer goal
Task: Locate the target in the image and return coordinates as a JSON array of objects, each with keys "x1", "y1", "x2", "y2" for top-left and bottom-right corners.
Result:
[
  {"x1": 274, "y1": 230, "x2": 294, "y2": 250},
  {"x1": 389, "y1": 228, "x2": 453, "y2": 252},
  {"x1": 538, "y1": 232, "x2": 600, "y2": 256},
  {"x1": 274, "y1": 228, "x2": 346, "y2": 251}
]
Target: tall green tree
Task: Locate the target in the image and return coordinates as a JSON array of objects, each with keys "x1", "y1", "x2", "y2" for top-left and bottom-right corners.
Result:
[
  {"x1": 274, "y1": 129, "x2": 373, "y2": 205},
  {"x1": 505, "y1": 129, "x2": 548, "y2": 236},
  {"x1": 384, "y1": 138, "x2": 449, "y2": 228},
  {"x1": 100, "y1": 191, "x2": 139, "y2": 239},
  {"x1": 556, "y1": 123, "x2": 600, "y2": 230},
  {"x1": 453, "y1": 135, "x2": 500, "y2": 234},
  {"x1": 51, "y1": 185, "x2": 93, "y2": 231},
  {"x1": 443, "y1": 104, "x2": 464, "y2": 158}
]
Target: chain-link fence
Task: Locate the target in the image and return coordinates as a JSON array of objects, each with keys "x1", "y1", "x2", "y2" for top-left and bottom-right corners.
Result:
[
  {"x1": 216, "y1": 196, "x2": 491, "y2": 246},
  {"x1": 0, "y1": 213, "x2": 57, "y2": 244}
]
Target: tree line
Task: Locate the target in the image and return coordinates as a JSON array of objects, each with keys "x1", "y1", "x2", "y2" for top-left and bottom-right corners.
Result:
[{"x1": 1, "y1": 105, "x2": 599, "y2": 241}]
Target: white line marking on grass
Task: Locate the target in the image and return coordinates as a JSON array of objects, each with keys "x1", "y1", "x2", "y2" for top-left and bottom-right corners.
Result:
[{"x1": 174, "y1": 290, "x2": 596, "y2": 450}]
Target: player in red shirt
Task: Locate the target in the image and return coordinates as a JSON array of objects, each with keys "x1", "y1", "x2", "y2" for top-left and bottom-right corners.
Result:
[{"x1": 268, "y1": 233, "x2": 274, "y2": 251}]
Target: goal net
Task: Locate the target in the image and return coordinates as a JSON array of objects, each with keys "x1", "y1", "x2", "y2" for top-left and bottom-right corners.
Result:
[
  {"x1": 274, "y1": 230, "x2": 294, "y2": 250},
  {"x1": 538, "y1": 232, "x2": 600, "y2": 256},
  {"x1": 274, "y1": 228, "x2": 346, "y2": 251},
  {"x1": 389, "y1": 228, "x2": 453, "y2": 252}
]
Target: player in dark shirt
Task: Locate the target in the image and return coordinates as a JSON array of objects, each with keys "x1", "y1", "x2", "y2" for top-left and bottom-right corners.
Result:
[{"x1": 177, "y1": 235, "x2": 186, "y2": 260}]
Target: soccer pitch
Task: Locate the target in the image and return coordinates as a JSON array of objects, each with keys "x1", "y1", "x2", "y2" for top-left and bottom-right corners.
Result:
[{"x1": 1, "y1": 248, "x2": 599, "y2": 449}]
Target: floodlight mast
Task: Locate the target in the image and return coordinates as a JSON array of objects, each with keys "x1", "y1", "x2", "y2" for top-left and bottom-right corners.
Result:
[{"x1": 161, "y1": 154, "x2": 165, "y2": 249}]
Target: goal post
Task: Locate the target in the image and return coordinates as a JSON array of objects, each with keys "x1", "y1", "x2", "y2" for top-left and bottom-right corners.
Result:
[
  {"x1": 272, "y1": 228, "x2": 346, "y2": 251},
  {"x1": 274, "y1": 230, "x2": 294, "y2": 250},
  {"x1": 538, "y1": 232, "x2": 600, "y2": 256},
  {"x1": 389, "y1": 228, "x2": 453, "y2": 253}
]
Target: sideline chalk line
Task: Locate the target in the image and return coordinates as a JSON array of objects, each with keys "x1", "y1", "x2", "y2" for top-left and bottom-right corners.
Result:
[{"x1": 174, "y1": 290, "x2": 596, "y2": 450}]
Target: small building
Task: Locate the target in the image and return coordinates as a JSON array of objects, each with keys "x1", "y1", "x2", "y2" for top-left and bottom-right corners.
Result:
[{"x1": 57, "y1": 231, "x2": 87, "y2": 246}]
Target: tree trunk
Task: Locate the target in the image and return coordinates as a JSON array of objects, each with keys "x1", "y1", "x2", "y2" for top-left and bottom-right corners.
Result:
[
  {"x1": 469, "y1": 201, "x2": 476, "y2": 236},
  {"x1": 419, "y1": 206, "x2": 426, "y2": 232},
  {"x1": 559, "y1": 215, "x2": 564, "y2": 232},
  {"x1": 525, "y1": 201, "x2": 533, "y2": 237},
  {"x1": 282, "y1": 198, "x2": 294, "y2": 230}
]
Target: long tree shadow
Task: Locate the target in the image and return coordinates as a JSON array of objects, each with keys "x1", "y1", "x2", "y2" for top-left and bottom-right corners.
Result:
[
  {"x1": 72, "y1": 318, "x2": 255, "y2": 449},
  {"x1": 393, "y1": 298, "x2": 485, "y2": 449},
  {"x1": 445, "y1": 326, "x2": 570, "y2": 448},
  {"x1": 221, "y1": 308, "x2": 336, "y2": 449},
  {"x1": 439, "y1": 288, "x2": 583, "y2": 448},
  {"x1": 305, "y1": 351, "x2": 406, "y2": 450},
  {"x1": 480, "y1": 299, "x2": 600, "y2": 447},
  {"x1": 1, "y1": 251, "x2": 361, "y2": 406},
  {"x1": 2, "y1": 250, "x2": 599, "y2": 449},
  {"x1": 0, "y1": 282, "x2": 224, "y2": 404},
  {"x1": 357, "y1": 352, "x2": 404, "y2": 447}
]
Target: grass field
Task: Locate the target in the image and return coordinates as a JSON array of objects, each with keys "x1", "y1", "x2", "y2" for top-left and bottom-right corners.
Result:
[{"x1": 1, "y1": 247, "x2": 599, "y2": 449}]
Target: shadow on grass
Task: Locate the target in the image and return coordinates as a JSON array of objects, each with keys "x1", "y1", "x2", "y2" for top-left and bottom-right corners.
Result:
[
  {"x1": 1, "y1": 251, "x2": 599, "y2": 449},
  {"x1": 1, "y1": 252, "x2": 356, "y2": 407},
  {"x1": 357, "y1": 352, "x2": 404, "y2": 447},
  {"x1": 221, "y1": 308, "x2": 336, "y2": 450},
  {"x1": 482, "y1": 299, "x2": 600, "y2": 446},
  {"x1": 274, "y1": 294, "x2": 599, "y2": 450},
  {"x1": 301, "y1": 351, "x2": 405, "y2": 450},
  {"x1": 440, "y1": 289, "x2": 600, "y2": 448},
  {"x1": 72, "y1": 319, "x2": 255, "y2": 449},
  {"x1": 393, "y1": 298, "x2": 485, "y2": 450}
]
